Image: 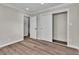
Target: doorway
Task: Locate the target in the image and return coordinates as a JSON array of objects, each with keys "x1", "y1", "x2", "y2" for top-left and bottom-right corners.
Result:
[
  {"x1": 52, "y1": 12, "x2": 67, "y2": 45},
  {"x1": 24, "y1": 16, "x2": 30, "y2": 38}
]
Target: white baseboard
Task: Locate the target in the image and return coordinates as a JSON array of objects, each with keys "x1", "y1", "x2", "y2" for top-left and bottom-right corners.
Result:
[
  {"x1": 37, "y1": 38, "x2": 52, "y2": 42},
  {"x1": 0, "y1": 39, "x2": 23, "y2": 48},
  {"x1": 67, "y1": 45, "x2": 79, "y2": 50}
]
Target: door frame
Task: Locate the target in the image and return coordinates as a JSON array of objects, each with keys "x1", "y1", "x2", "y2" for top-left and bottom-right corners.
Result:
[
  {"x1": 24, "y1": 16, "x2": 30, "y2": 38},
  {"x1": 52, "y1": 9, "x2": 70, "y2": 46}
]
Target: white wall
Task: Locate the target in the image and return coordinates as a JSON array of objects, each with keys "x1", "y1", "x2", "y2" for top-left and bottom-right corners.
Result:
[
  {"x1": 0, "y1": 5, "x2": 24, "y2": 47},
  {"x1": 35, "y1": 4, "x2": 79, "y2": 49},
  {"x1": 68, "y1": 7, "x2": 79, "y2": 48}
]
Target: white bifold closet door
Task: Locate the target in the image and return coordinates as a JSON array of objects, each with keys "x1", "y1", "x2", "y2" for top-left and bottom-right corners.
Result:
[
  {"x1": 30, "y1": 16, "x2": 37, "y2": 39},
  {"x1": 54, "y1": 12, "x2": 67, "y2": 42}
]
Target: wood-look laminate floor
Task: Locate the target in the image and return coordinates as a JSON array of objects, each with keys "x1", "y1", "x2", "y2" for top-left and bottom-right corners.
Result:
[{"x1": 0, "y1": 38, "x2": 79, "y2": 55}]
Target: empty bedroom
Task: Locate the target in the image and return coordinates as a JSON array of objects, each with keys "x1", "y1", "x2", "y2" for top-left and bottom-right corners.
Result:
[{"x1": 0, "y1": 2, "x2": 79, "y2": 55}]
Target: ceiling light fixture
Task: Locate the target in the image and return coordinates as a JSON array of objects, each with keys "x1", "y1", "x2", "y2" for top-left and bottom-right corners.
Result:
[
  {"x1": 41, "y1": 3, "x2": 44, "y2": 5},
  {"x1": 26, "y1": 8, "x2": 29, "y2": 10}
]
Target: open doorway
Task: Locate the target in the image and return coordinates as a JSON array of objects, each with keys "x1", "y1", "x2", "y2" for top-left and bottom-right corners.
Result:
[
  {"x1": 52, "y1": 12, "x2": 67, "y2": 46},
  {"x1": 24, "y1": 16, "x2": 30, "y2": 39}
]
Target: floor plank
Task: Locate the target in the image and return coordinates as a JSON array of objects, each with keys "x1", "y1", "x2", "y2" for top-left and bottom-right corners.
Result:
[{"x1": 0, "y1": 38, "x2": 78, "y2": 55}]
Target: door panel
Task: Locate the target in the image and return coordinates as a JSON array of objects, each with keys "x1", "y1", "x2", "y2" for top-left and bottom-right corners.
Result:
[
  {"x1": 30, "y1": 16, "x2": 37, "y2": 39},
  {"x1": 37, "y1": 14, "x2": 52, "y2": 42},
  {"x1": 24, "y1": 17, "x2": 28, "y2": 36},
  {"x1": 54, "y1": 12, "x2": 67, "y2": 42}
]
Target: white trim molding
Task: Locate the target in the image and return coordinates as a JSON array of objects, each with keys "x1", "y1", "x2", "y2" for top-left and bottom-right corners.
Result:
[
  {"x1": 1, "y1": 3, "x2": 76, "y2": 15},
  {"x1": 52, "y1": 8, "x2": 70, "y2": 47},
  {"x1": 31, "y1": 3, "x2": 75, "y2": 15}
]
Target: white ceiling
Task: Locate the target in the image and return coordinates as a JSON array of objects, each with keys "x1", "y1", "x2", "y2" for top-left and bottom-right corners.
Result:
[{"x1": 2, "y1": 3, "x2": 63, "y2": 14}]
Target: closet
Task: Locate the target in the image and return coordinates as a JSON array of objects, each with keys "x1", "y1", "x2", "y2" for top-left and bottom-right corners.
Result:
[{"x1": 53, "y1": 12, "x2": 67, "y2": 45}]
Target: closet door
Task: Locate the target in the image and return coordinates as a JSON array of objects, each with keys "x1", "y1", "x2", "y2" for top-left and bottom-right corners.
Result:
[{"x1": 54, "y1": 12, "x2": 67, "y2": 42}]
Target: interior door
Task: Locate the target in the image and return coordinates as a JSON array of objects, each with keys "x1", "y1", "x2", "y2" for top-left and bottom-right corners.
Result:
[
  {"x1": 37, "y1": 14, "x2": 52, "y2": 42},
  {"x1": 24, "y1": 17, "x2": 28, "y2": 36},
  {"x1": 30, "y1": 16, "x2": 37, "y2": 39},
  {"x1": 53, "y1": 12, "x2": 67, "y2": 42},
  {"x1": 38, "y1": 15, "x2": 45, "y2": 40}
]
